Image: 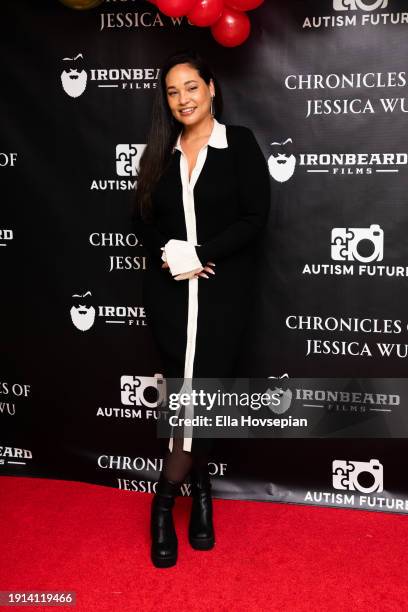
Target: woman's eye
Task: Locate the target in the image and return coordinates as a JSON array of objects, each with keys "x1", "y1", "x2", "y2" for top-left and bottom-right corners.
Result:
[{"x1": 189, "y1": 87, "x2": 198, "y2": 92}]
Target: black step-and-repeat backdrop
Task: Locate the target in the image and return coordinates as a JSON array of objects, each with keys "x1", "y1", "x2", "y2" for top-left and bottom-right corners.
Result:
[{"x1": 2, "y1": 0, "x2": 408, "y2": 514}]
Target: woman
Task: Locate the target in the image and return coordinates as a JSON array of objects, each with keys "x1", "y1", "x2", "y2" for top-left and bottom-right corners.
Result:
[{"x1": 133, "y1": 49, "x2": 271, "y2": 568}]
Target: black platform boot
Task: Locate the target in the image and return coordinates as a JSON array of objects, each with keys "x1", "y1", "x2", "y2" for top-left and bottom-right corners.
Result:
[
  {"x1": 151, "y1": 473, "x2": 180, "y2": 568},
  {"x1": 188, "y1": 466, "x2": 215, "y2": 550}
]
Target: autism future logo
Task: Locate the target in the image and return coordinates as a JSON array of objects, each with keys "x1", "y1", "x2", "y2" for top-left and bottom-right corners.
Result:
[
  {"x1": 61, "y1": 53, "x2": 87, "y2": 98},
  {"x1": 89, "y1": 144, "x2": 146, "y2": 191}
]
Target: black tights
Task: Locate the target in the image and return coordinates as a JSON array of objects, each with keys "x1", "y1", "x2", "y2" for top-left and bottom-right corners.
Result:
[{"x1": 162, "y1": 436, "x2": 210, "y2": 484}]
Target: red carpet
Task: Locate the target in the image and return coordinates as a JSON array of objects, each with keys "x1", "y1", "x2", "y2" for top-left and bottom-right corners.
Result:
[{"x1": 1, "y1": 475, "x2": 408, "y2": 611}]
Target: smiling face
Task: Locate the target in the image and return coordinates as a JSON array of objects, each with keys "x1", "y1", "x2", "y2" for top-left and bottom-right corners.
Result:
[{"x1": 165, "y1": 63, "x2": 215, "y2": 127}]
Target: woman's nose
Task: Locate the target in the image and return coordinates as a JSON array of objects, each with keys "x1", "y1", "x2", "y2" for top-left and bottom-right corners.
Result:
[{"x1": 179, "y1": 90, "x2": 190, "y2": 104}]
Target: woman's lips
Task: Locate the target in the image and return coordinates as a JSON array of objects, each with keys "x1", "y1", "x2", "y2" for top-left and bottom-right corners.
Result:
[{"x1": 179, "y1": 107, "x2": 196, "y2": 115}]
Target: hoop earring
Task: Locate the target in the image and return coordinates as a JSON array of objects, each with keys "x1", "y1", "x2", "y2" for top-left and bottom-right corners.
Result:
[{"x1": 210, "y1": 95, "x2": 215, "y2": 117}]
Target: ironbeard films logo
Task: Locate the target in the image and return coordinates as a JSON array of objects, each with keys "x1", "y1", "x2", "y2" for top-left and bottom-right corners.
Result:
[
  {"x1": 267, "y1": 137, "x2": 408, "y2": 182},
  {"x1": 70, "y1": 290, "x2": 146, "y2": 331},
  {"x1": 60, "y1": 53, "x2": 159, "y2": 98},
  {"x1": 0, "y1": 446, "x2": 33, "y2": 467},
  {"x1": 0, "y1": 229, "x2": 13, "y2": 247}
]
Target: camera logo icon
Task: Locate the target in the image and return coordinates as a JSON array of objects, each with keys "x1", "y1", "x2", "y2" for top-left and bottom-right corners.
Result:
[
  {"x1": 332, "y1": 459, "x2": 383, "y2": 493},
  {"x1": 120, "y1": 374, "x2": 166, "y2": 408},
  {"x1": 331, "y1": 224, "x2": 384, "y2": 263},
  {"x1": 333, "y1": 0, "x2": 388, "y2": 11}
]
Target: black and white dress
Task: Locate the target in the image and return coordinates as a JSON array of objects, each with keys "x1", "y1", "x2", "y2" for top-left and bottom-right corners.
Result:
[{"x1": 134, "y1": 118, "x2": 271, "y2": 453}]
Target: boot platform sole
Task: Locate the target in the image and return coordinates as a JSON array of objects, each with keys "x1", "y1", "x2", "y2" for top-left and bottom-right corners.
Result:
[
  {"x1": 151, "y1": 550, "x2": 178, "y2": 568},
  {"x1": 188, "y1": 535, "x2": 215, "y2": 550}
]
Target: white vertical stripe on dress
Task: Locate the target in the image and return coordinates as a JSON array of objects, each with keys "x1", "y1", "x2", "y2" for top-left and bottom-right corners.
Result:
[{"x1": 168, "y1": 118, "x2": 228, "y2": 453}]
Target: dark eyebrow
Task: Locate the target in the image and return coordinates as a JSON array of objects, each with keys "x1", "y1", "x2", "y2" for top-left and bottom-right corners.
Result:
[{"x1": 166, "y1": 80, "x2": 198, "y2": 90}]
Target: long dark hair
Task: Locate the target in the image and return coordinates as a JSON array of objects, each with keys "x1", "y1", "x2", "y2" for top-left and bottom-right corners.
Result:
[{"x1": 134, "y1": 49, "x2": 223, "y2": 222}]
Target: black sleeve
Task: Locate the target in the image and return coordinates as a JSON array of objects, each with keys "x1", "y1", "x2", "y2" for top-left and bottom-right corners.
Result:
[
  {"x1": 196, "y1": 127, "x2": 271, "y2": 264},
  {"x1": 132, "y1": 205, "x2": 168, "y2": 263}
]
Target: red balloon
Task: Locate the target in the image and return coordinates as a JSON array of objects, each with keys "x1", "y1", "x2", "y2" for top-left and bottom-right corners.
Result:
[
  {"x1": 225, "y1": 0, "x2": 263, "y2": 9},
  {"x1": 187, "y1": 0, "x2": 224, "y2": 27},
  {"x1": 157, "y1": 0, "x2": 197, "y2": 17},
  {"x1": 211, "y1": 7, "x2": 250, "y2": 47}
]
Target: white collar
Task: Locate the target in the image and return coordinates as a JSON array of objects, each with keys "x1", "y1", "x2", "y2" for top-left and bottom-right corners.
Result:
[{"x1": 173, "y1": 117, "x2": 228, "y2": 153}]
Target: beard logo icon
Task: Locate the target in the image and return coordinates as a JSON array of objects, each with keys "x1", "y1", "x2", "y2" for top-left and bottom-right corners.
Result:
[
  {"x1": 61, "y1": 53, "x2": 88, "y2": 98},
  {"x1": 268, "y1": 138, "x2": 296, "y2": 183},
  {"x1": 70, "y1": 291, "x2": 96, "y2": 331},
  {"x1": 266, "y1": 373, "x2": 293, "y2": 414}
]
